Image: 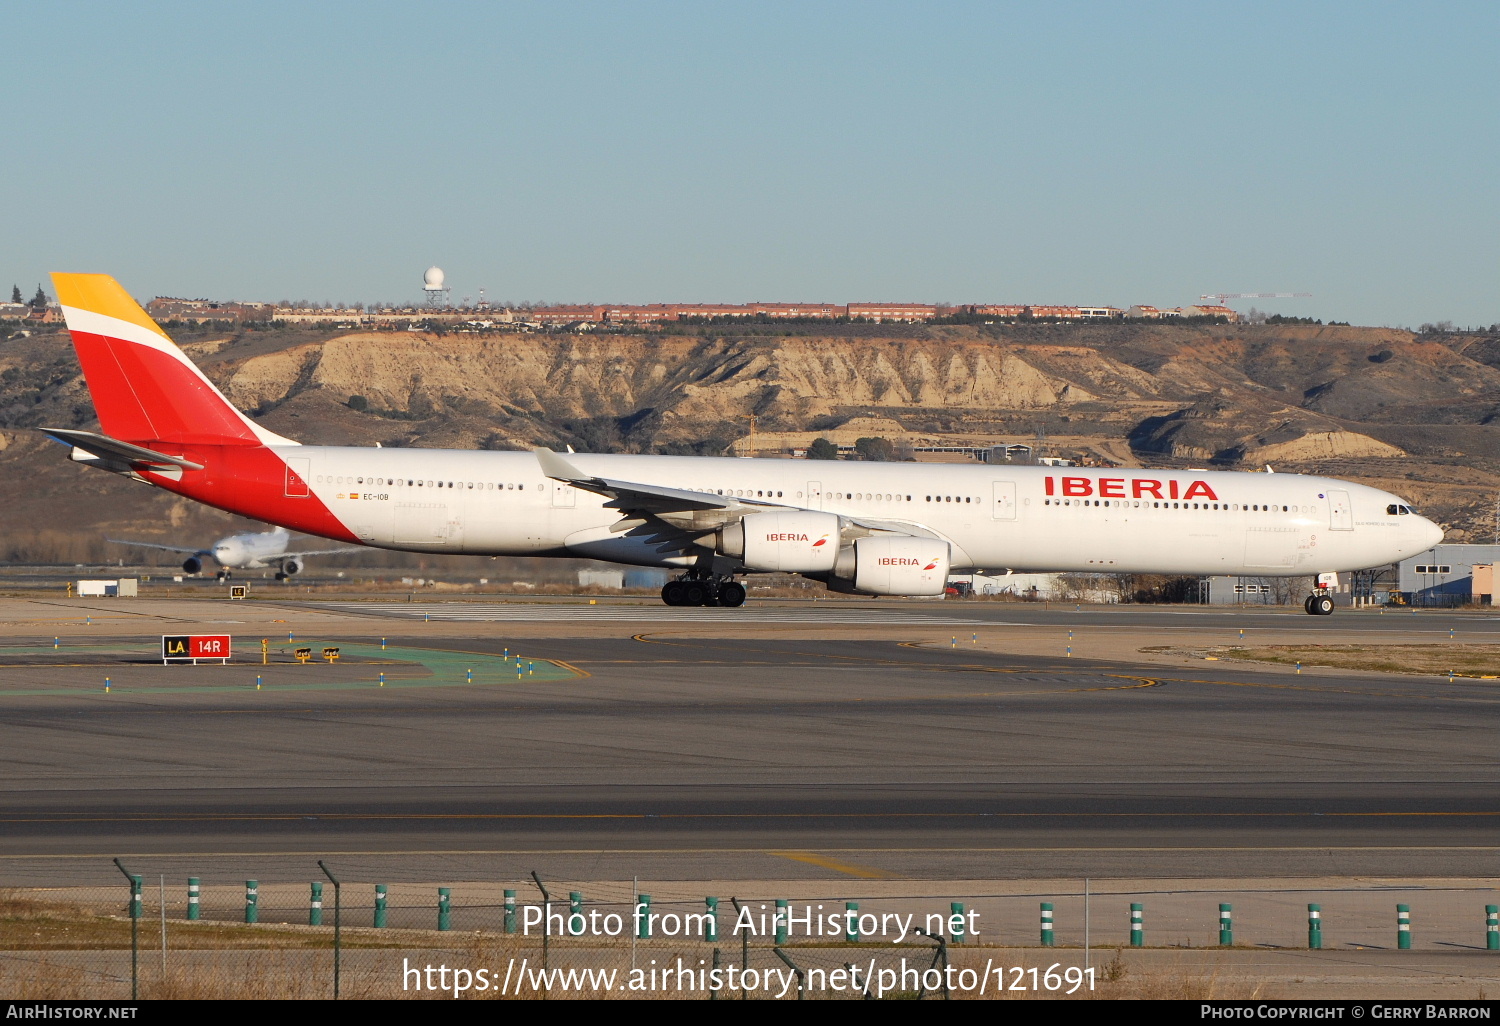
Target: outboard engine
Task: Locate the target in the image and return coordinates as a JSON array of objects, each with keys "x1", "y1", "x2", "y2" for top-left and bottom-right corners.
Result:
[
  {"x1": 281, "y1": 559, "x2": 302, "y2": 577},
  {"x1": 182, "y1": 557, "x2": 201, "y2": 574}
]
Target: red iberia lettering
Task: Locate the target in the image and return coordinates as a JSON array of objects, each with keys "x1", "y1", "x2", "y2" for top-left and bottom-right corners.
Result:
[
  {"x1": 1169, "y1": 480, "x2": 1180, "y2": 500},
  {"x1": 1098, "y1": 478, "x2": 1125, "y2": 498},
  {"x1": 1182, "y1": 481, "x2": 1219, "y2": 501},
  {"x1": 768, "y1": 533, "x2": 810, "y2": 542},
  {"x1": 1061, "y1": 477, "x2": 1092, "y2": 497},
  {"x1": 1132, "y1": 480, "x2": 1162, "y2": 499},
  {"x1": 1044, "y1": 477, "x2": 1055, "y2": 496},
  {"x1": 878, "y1": 558, "x2": 920, "y2": 566}
]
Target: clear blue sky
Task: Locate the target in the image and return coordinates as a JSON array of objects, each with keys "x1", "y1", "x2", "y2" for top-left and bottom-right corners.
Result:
[{"x1": 7, "y1": 1, "x2": 1496, "y2": 326}]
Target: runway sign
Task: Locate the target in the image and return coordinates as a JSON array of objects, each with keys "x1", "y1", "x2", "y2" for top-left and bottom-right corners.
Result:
[{"x1": 162, "y1": 634, "x2": 232, "y2": 664}]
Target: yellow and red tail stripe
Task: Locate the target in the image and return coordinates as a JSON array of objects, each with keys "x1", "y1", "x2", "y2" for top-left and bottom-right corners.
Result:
[{"x1": 51, "y1": 273, "x2": 359, "y2": 544}]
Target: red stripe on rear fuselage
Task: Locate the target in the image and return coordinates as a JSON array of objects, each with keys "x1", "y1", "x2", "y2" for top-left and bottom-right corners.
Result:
[{"x1": 140, "y1": 444, "x2": 358, "y2": 544}]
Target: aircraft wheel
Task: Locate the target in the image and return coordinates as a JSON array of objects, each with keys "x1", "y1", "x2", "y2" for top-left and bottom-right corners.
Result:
[
  {"x1": 274, "y1": 572, "x2": 287, "y2": 582},
  {"x1": 718, "y1": 581, "x2": 747, "y2": 607},
  {"x1": 1312, "y1": 594, "x2": 1335, "y2": 616},
  {"x1": 661, "y1": 582, "x2": 686, "y2": 606},
  {"x1": 1303, "y1": 595, "x2": 1316, "y2": 615},
  {"x1": 682, "y1": 581, "x2": 709, "y2": 607}
]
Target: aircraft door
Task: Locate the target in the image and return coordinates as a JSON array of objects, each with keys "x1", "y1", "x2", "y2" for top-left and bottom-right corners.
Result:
[
  {"x1": 552, "y1": 481, "x2": 577, "y2": 508},
  {"x1": 284, "y1": 457, "x2": 311, "y2": 498},
  {"x1": 807, "y1": 481, "x2": 823, "y2": 510},
  {"x1": 1328, "y1": 489, "x2": 1353, "y2": 531},
  {"x1": 992, "y1": 481, "x2": 1017, "y2": 520}
]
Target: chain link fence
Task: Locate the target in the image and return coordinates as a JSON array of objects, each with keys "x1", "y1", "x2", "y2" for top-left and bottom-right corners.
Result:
[{"x1": 4, "y1": 866, "x2": 1499, "y2": 999}]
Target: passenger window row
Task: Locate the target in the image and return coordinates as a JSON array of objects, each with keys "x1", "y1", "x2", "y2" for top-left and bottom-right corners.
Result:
[
  {"x1": 1044, "y1": 499, "x2": 1315, "y2": 512},
  {"x1": 317, "y1": 475, "x2": 528, "y2": 491}
]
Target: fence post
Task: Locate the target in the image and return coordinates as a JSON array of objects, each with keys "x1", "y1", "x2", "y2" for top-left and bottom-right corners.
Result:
[
  {"x1": 710, "y1": 948, "x2": 721, "y2": 1000},
  {"x1": 187, "y1": 877, "x2": 200, "y2": 922},
  {"x1": 1219, "y1": 903, "x2": 1233, "y2": 946},
  {"x1": 245, "y1": 880, "x2": 258, "y2": 924},
  {"x1": 950, "y1": 902, "x2": 965, "y2": 945},
  {"x1": 846, "y1": 901, "x2": 860, "y2": 943},
  {"x1": 731, "y1": 897, "x2": 748, "y2": 1000},
  {"x1": 1487, "y1": 906, "x2": 1498, "y2": 951},
  {"x1": 309, "y1": 882, "x2": 323, "y2": 926},
  {"x1": 531, "y1": 872, "x2": 552, "y2": 977},
  {"x1": 775, "y1": 899, "x2": 788, "y2": 945},
  {"x1": 1308, "y1": 904, "x2": 1322, "y2": 949},
  {"x1": 1040, "y1": 902, "x2": 1054, "y2": 946},
  {"x1": 1397, "y1": 904, "x2": 1411, "y2": 949},
  {"x1": 374, "y1": 885, "x2": 387, "y2": 928},
  {"x1": 569, "y1": 891, "x2": 584, "y2": 936},
  {"x1": 637, "y1": 893, "x2": 653, "y2": 939},
  {"x1": 1130, "y1": 903, "x2": 1143, "y2": 946},
  {"x1": 504, "y1": 889, "x2": 516, "y2": 934},
  {"x1": 318, "y1": 861, "x2": 341, "y2": 1000},
  {"x1": 438, "y1": 887, "x2": 452, "y2": 931},
  {"x1": 113, "y1": 859, "x2": 139, "y2": 1001},
  {"x1": 704, "y1": 897, "x2": 718, "y2": 942}
]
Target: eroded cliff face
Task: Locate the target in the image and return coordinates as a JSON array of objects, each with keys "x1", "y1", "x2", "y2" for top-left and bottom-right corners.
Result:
[
  {"x1": 211, "y1": 333, "x2": 1111, "y2": 432},
  {"x1": 202, "y1": 326, "x2": 1488, "y2": 461}
]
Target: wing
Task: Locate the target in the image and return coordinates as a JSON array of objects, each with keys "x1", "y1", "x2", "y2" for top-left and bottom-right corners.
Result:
[
  {"x1": 533, "y1": 446, "x2": 780, "y2": 520},
  {"x1": 532, "y1": 448, "x2": 950, "y2": 556},
  {"x1": 280, "y1": 547, "x2": 365, "y2": 558},
  {"x1": 106, "y1": 538, "x2": 210, "y2": 557}
]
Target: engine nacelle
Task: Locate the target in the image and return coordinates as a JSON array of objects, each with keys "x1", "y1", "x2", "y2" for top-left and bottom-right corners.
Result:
[
  {"x1": 718, "y1": 511, "x2": 840, "y2": 572},
  {"x1": 182, "y1": 557, "x2": 201, "y2": 574},
  {"x1": 835, "y1": 535, "x2": 951, "y2": 596},
  {"x1": 281, "y1": 559, "x2": 302, "y2": 576}
]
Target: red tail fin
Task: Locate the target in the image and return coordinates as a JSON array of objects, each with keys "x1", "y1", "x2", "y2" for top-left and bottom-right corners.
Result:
[{"x1": 50, "y1": 273, "x2": 294, "y2": 447}]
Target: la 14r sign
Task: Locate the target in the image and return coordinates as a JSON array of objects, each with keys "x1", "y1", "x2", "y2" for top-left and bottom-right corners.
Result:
[{"x1": 162, "y1": 635, "x2": 231, "y2": 664}]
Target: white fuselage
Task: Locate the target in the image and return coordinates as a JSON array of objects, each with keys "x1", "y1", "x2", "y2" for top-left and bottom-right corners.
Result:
[{"x1": 280, "y1": 448, "x2": 1442, "y2": 576}]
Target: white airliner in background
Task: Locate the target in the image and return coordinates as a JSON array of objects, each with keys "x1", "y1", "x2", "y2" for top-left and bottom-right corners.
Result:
[
  {"x1": 107, "y1": 526, "x2": 359, "y2": 579},
  {"x1": 43, "y1": 273, "x2": 1444, "y2": 613}
]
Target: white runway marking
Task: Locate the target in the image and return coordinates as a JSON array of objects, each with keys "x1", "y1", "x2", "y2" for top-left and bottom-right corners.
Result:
[{"x1": 318, "y1": 602, "x2": 980, "y2": 625}]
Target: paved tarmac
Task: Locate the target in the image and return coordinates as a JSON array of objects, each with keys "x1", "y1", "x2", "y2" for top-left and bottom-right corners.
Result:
[{"x1": 1, "y1": 597, "x2": 1498, "y2": 886}]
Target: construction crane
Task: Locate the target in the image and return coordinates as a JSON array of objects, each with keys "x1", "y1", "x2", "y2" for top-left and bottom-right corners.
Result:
[{"x1": 1199, "y1": 292, "x2": 1312, "y2": 305}]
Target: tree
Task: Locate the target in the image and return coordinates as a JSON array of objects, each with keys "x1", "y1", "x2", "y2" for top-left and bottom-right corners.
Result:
[
  {"x1": 347, "y1": 395, "x2": 369, "y2": 412},
  {"x1": 30, "y1": 285, "x2": 47, "y2": 309},
  {"x1": 853, "y1": 436, "x2": 895, "y2": 461},
  {"x1": 806, "y1": 437, "x2": 839, "y2": 460},
  {"x1": 10, "y1": 286, "x2": 20, "y2": 304}
]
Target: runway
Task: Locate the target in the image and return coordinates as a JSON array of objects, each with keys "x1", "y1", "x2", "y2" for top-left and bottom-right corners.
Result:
[
  {"x1": 323, "y1": 601, "x2": 978, "y2": 624},
  {"x1": 2, "y1": 598, "x2": 1498, "y2": 885},
  {"x1": 314, "y1": 597, "x2": 1500, "y2": 635}
]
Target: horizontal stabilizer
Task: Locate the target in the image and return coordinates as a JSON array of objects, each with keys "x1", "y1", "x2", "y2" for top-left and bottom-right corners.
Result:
[{"x1": 41, "y1": 428, "x2": 205, "y2": 471}]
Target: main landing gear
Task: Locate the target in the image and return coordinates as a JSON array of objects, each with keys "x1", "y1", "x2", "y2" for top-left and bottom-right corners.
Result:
[
  {"x1": 660, "y1": 572, "x2": 747, "y2": 607},
  {"x1": 1304, "y1": 592, "x2": 1335, "y2": 616}
]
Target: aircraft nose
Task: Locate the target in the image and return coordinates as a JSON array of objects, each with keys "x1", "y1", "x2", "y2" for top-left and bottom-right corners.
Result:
[{"x1": 1419, "y1": 517, "x2": 1444, "y2": 549}]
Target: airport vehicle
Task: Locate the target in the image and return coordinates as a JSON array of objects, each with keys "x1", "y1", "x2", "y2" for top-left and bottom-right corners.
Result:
[
  {"x1": 107, "y1": 526, "x2": 358, "y2": 580},
  {"x1": 44, "y1": 273, "x2": 1443, "y2": 611}
]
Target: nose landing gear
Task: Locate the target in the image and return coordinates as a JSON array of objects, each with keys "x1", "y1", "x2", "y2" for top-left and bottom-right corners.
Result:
[{"x1": 660, "y1": 573, "x2": 747, "y2": 607}]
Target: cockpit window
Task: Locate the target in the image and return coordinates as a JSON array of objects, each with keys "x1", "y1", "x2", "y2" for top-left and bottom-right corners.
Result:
[
  {"x1": 1399, "y1": 505, "x2": 1412, "y2": 515},
  {"x1": 1387, "y1": 504, "x2": 1415, "y2": 516},
  {"x1": 1386, "y1": 504, "x2": 1399, "y2": 515}
]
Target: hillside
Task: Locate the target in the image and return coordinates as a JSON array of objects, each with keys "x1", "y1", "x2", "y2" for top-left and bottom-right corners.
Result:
[{"x1": 2, "y1": 319, "x2": 1498, "y2": 564}]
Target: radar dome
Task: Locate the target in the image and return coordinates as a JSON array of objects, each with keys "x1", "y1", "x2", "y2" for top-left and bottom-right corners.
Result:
[{"x1": 423, "y1": 266, "x2": 445, "y2": 288}]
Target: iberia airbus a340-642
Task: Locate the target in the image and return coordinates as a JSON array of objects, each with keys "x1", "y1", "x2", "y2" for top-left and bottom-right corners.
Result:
[{"x1": 42, "y1": 273, "x2": 1442, "y2": 612}]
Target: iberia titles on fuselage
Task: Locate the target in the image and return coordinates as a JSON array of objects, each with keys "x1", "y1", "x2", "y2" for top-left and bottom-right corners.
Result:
[{"x1": 43, "y1": 272, "x2": 1443, "y2": 609}]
